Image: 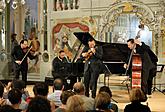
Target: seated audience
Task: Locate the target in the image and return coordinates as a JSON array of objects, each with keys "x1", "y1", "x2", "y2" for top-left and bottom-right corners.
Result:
[
  {"x1": 0, "y1": 81, "x2": 7, "y2": 106},
  {"x1": 11, "y1": 80, "x2": 29, "y2": 100},
  {"x1": 73, "y1": 82, "x2": 95, "y2": 111},
  {"x1": 0, "y1": 105, "x2": 16, "y2": 112},
  {"x1": 47, "y1": 78, "x2": 64, "y2": 107},
  {"x1": 33, "y1": 82, "x2": 56, "y2": 111},
  {"x1": 12, "y1": 80, "x2": 29, "y2": 110},
  {"x1": 33, "y1": 82, "x2": 49, "y2": 98},
  {"x1": 98, "y1": 86, "x2": 118, "y2": 112},
  {"x1": 124, "y1": 88, "x2": 151, "y2": 112},
  {"x1": 95, "y1": 92, "x2": 114, "y2": 112},
  {"x1": 26, "y1": 96, "x2": 51, "y2": 112},
  {"x1": 55, "y1": 90, "x2": 75, "y2": 112},
  {"x1": 66, "y1": 95, "x2": 85, "y2": 112},
  {"x1": 8, "y1": 88, "x2": 22, "y2": 112}
]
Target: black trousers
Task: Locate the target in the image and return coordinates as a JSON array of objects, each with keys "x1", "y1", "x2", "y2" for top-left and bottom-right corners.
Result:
[
  {"x1": 147, "y1": 67, "x2": 157, "y2": 95},
  {"x1": 141, "y1": 67, "x2": 156, "y2": 95},
  {"x1": 14, "y1": 64, "x2": 28, "y2": 84},
  {"x1": 84, "y1": 64, "x2": 100, "y2": 98}
]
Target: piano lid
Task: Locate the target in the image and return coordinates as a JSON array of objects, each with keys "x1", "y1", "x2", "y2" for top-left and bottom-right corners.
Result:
[
  {"x1": 74, "y1": 32, "x2": 130, "y2": 62},
  {"x1": 73, "y1": 32, "x2": 94, "y2": 45}
]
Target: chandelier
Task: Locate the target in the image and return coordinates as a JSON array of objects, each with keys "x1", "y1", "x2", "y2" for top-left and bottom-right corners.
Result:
[{"x1": 0, "y1": 0, "x2": 26, "y2": 12}]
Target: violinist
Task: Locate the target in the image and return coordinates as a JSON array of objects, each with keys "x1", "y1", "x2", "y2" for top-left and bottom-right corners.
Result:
[
  {"x1": 126, "y1": 38, "x2": 158, "y2": 96},
  {"x1": 11, "y1": 39, "x2": 37, "y2": 84},
  {"x1": 81, "y1": 38, "x2": 103, "y2": 98}
]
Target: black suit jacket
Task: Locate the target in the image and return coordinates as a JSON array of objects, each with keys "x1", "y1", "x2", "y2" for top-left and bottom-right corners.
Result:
[
  {"x1": 136, "y1": 42, "x2": 157, "y2": 69},
  {"x1": 52, "y1": 57, "x2": 70, "y2": 77},
  {"x1": 11, "y1": 45, "x2": 36, "y2": 69},
  {"x1": 82, "y1": 45, "x2": 103, "y2": 73}
]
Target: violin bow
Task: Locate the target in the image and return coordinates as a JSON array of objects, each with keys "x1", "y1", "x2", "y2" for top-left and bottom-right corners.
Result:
[{"x1": 20, "y1": 46, "x2": 32, "y2": 64}]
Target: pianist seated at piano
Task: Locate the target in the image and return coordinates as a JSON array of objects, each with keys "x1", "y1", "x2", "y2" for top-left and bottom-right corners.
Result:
[{"x1": 52, "y1": 50, "x2": 77, "y2": 90}]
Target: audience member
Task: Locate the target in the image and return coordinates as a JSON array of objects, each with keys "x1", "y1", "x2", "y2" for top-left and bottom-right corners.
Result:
[
  {"x1": 95, "y1": 92, "x2": 114, "y2": 112},
  {"x1": 66, "y1": 95, "x2": 85, "y2": 112},
  {"x1": 26, "y1": 96, "x2": 51, "y2": 112},
  {"x1": 33, "y1": 82, "x2": 49, "y2": 97},
  {"x1": 3, "y1": 80, "x2": 28, "y2": 110},
  {"x1": 32, "y1": 82, "x2": 56, "y2": 111},
  {"x1": 47, "y1": 78, "x2": 64, "y2": 107},
  {"x1": 55, "y1": 90, "x2": 75, "y2": 112},
  {"x1": 8, "y1": 88, "x2": 22, "y2": 112},
  {"x1": 0, "y1": 81, "x2": 7, "y2": 106},
  {"x1": 0, "y1": 105, "x2": 16, "y2": 112},
  {"x1": 98, "y1": 86, "x2": 118, "y2": 112},
  {"x1": 124, "y1": 88, "x2": 151, "y2": 112},
  {"x1": 73, "y1": 82, "x2": 95, "y2": 111}
]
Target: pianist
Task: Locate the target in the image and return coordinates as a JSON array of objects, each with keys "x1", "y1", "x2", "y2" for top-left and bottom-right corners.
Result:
[
  {"x1": 52, "y1": 50, "x2": 76, "y2": 90},
  {"x1": 81, "y1": 38, "x2": 103, "y2": 98}
]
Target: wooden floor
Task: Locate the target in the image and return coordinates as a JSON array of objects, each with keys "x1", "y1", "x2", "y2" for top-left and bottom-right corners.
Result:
[{"x1": 26, "y1": 84, "x2": 165, "y2": 112}]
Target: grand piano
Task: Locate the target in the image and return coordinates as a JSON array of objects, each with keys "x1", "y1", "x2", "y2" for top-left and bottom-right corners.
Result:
[
  {"x1": 49, "y1": 32, "x2": 130, "y2": 87},
  {"x1": 73, "y1": 32, "x2": 130, "y2": 76}
]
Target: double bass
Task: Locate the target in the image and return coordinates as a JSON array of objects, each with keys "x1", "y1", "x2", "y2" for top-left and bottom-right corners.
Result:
[{"x1": 124, "y1": 36, "x2": 142, "y2": 93}]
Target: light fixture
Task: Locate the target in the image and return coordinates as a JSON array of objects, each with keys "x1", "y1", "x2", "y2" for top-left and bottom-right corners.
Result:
[
  {"x1": 12, "y1": 1, "x2": 18, "y2": 9},
  {"x1": 0, "y1": 0, "x2": 26, "y2": 12},
  {"x1": 6, "y1": 0, "x2": 10, "y2": 3},
  {"x1": 21, "y1": 0, "x2": 25, "y2": 5}
]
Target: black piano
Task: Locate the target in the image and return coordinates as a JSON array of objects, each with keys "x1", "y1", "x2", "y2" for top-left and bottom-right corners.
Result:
[
  {"x1": 73, "y1": 32, "x2": 130, "y2": 75},
  {"x1": 48, "y1": 32, "x2": 130, "y2": 87}
]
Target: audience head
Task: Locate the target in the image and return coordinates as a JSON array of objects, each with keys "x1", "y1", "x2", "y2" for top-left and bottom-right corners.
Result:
[
  {"x1": 12, "y1": 80, "x2": 26, "y2": 91},
  {"x1": 99, "y1": 86, "x2": 112, "y2": 97},
  {"x1": 33, "y1": 82, "x2": 48, "y2": 97},
  {"x1": 53, "y1": 78, "x2": 64, "y2": 90},
  {"x1": 66, "y1": 95, "x2": 85, "y2": 112},
  {"x1": 27, "y1": 96, "x2": 51, "y2": 112},
  {"x1": 130, "y1": 88, "x2": 147, "y2": 102},
  {"x1": 60, "y1": 90, "x2": 75, "y2": 105},
  {"x1": 95, "y1": 92, "x2": 111, "y2": 111},
  {"x1": 73, "y1": 82, "x2": 85, "y2": 95},
  {"x1": 0, "y1": 81, "x2": 4, "y2": 98},
  {"x1": 8, "y1": 88, "x2": 22, "y2": 105},
  {"x1": 0, "y1": 105, "x2": 16, "y2": 112}
]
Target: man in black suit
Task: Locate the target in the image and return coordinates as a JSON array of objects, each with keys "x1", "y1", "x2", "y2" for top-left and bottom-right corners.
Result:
[
  {"x1": 82, "y1": 38, "x2": 103, "y2": 98},
  {"x1": 11, "y1": 39, "x2": 36, "y2": 83},
  {"x1": 52, "y1": 50, "x2": 77, "y2": 90},
  {"x1": 126, "y1": 38, "x2": 158, "y2": 95}
]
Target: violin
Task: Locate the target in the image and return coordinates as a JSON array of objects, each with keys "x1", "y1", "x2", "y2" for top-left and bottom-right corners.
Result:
[
  {"x1": 22, "y1": 46, "x2": 32, "y2": 53},
  {"x1": 84, "y1": 48, "x2": 96, "y2": 61}
]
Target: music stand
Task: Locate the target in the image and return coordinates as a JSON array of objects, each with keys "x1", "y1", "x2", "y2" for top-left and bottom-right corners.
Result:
[{"x1": 152, "y1": 64, "x2": 165, "y2": 95}]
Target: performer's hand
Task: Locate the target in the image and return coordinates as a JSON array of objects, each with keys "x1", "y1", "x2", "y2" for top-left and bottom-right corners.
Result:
[
  {"x1": 91, "y1": 48, "x2": 96, "y2": 54},
  {"x1": 15, "y1": 60, "x2": 22, "y2": 65},
  {"x1": 124, "y1": 63, "x2": 128, "y2": 69},
  {"x1": 82, "y1": 53, "x2": 88, "y2": 57},
  {"x1": 5, "y1": 82, "x2": 12, "y2": 91}
]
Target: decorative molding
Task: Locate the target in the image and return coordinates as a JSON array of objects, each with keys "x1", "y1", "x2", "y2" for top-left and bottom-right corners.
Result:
[{"x1": 100, "y1": 1, "x2": 156, "y2": 34}]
